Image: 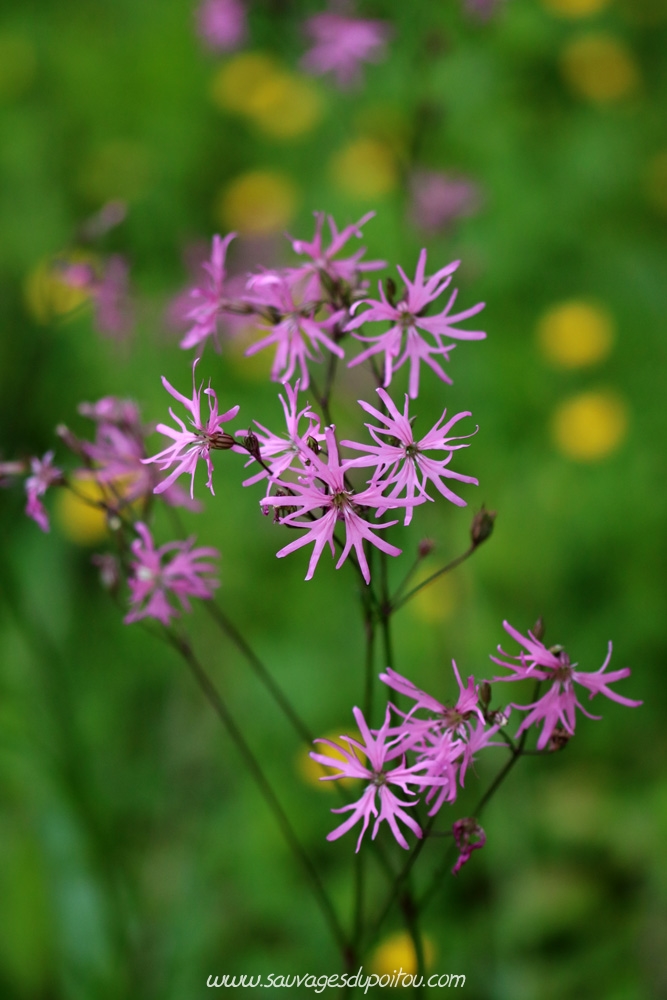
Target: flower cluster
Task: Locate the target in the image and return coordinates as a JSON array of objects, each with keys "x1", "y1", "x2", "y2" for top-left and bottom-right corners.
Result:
[
  {"x1": 314, "y1": 623, "x2": 640, "y2": 867},
  {"x1": 173, "y1": 215, "x2": 485, "y2": 400},
  {"x1": 237, "y1": 383, "x2": 476, "y2": 583}
]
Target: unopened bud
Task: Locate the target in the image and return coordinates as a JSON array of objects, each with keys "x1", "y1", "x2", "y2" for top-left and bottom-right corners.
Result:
[
  {"x1": 488, "y1": 707, "x2": 510, "y2": 728},
  {"x1": 56, "y1": 423, "x2": 85, "y2": 457},
  {"x1": 307, "y1": 436, "x2": 320, "y2": 455},
  {"x1": 384, "y1": 276, "x2": 397, "y2": 305},
  {"x1": 242, "y1": 431, "x2": 261, "y2": 459},
  {"x1": 548, "y1": 726, "x2": 571, "y2": 752},
  {"x1": 91, "y1": 553, "x2": 121, "y2": 594},
  {"x1": 470, "y1": 506, "x2": 496, "y2": 548},
  {"x1": 209, "y1": 431, "x2": 235, "y2": 450},
  {"x1": 479, "y1": 681, "x2": 492, "y2": 708},
  {"x1": 532, "y1": 616, "x2": 545, "y2": 642},
  {"x1": 418, "y1": 538, "x2": 435, "y2": 558}
]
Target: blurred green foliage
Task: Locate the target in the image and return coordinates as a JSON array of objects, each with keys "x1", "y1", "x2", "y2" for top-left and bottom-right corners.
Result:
[{"x1": 1, "y1": 0, "x2": 666, "y2": 997}]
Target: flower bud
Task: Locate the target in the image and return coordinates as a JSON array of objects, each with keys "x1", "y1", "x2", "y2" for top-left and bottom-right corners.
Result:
[
  {"x1": 548, "y1": 725, "x2": 571, "y2": 752},
  {"x1": 418, "y1": 537, "x2": 435, "y2": 558},
  {"x1": 479, "y1": 681, "x2": 492, "y2": 708},
  {"x1": 470, "y1": 506, "x2": 496, "y2": 548},
  {"x1": 91, "y1": 553, "x2": 121, "y2": 595},
  {"x1": 209, "y1": 431, "x2": 235, "y2": 450},
  {"x1": 56, "y1": 423, "x2": 85, "y2": 458},
  {"x1": 242, "y1": 431, "x2": 261, "y2": 459},
  {"x1": 532, "y1": 616, "x2": 545, "y2": 642},
  {"x1": 384, "y1": 276, "x2": 397, "y2": 305},
  {"x1": 307, "y1": 436, "x2": 320, "y2": 455}
]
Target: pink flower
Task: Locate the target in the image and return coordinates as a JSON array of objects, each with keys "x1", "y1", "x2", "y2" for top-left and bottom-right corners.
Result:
[
  {"x1": 238, "y1": 380, "x2": 323, "y2": 488},
  {"x1": 61, "y1": 255, "x2": 134, "y2": 339},
  {"x1": 311, "y1": 706, "x2": 431, "y2": 851},
  {"x1": 301, "y1": 12, "x2": 391, "y2": 88},
  {"x1": 259, "y1": 427, "x2": 405, "y2": 584},
  {"x1": 341, "y1": 388, "x2": 478, "y2": 524},
  {"x1": 25, "y1": 451, "x2": 62, "y2": 532},
  {"x1": 125, "y1": 522, "x2": 219, "y2": 625},
  {"x1": 287, "y1": 211, "x2": 385, "y2": 301},
  {"x1": 78, "y1": 397, "x2": 200, "y2": 511},
  {"x1": 407, "y1": 170, "x2": 482, "y2": 233},
  {"x1": 452, "y1": 818, "x2": 486, "y2": 875},
  {"x1": 143, "y1": 361, "x2": 239, "y2": 498},
  {"x1": 244, "y1": 271, "x2": 344, "y2": 389},
  {"x1": 180, "y1": 233, "x2": 237, "y2": 352},
  {"x1": 195, "y1": 0, "x2": 247, "y2": 52},
  {"x1": 492, "y1": 621, "x2": 642, "y2": 750},
  {"x1": 346, "y1": 250, "x2": 486, "y2": 398}
]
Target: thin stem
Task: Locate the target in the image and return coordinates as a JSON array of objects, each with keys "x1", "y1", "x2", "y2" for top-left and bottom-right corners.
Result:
[
  {"x1": 391, "y1": 545, "x2": 475, "y2": 612},
  {"x1": 205, "y1": 601, "x2": 314, "y2": 746},
  {"x1": 164, "y1": 628, "x2": 350, "y2": 963}
]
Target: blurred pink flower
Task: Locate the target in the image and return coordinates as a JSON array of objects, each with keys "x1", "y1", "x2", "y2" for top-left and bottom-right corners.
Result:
[
  {"x1": 195, "y1": 0, "x2": 247, "y2": 52},
  {"x1": 125, "y1": 522, "x2": 219, "y2": 625},
  {"x1": 452, "y1": 818, "x2": 486, "y2": 875},
  {"x1": 301, "y1": 11, "x2": 391, "y2": 88},
  {"x1": 287, "y1": 211, "x2": 385, "y2": 301},
  {"x1": 180, "y1": 233, "x2": 238, "y2": 352},
  {"x1": 143, "y1": 361, "x2": 239, "y2": 498},
  {"x1": 25, "y1": 451, "x2": 62, "y2": 532},
  {"x1": 244, "y1": 271, "x2": 345, "y2": 389},
  {"x1": 61, "y1": 255, "x2": 134, "y2": 339},
  {"x1": 346, "y1": 250, "x2": 486, "y2": 398},
  {"x1": 408, "y1": 170, "x2": 482, "y2": 233}
]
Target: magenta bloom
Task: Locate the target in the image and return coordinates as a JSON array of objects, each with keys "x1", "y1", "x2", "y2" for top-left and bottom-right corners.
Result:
[
  {"x1": 301, "y1": 12, "x2": 391, "y2": 88},
  {"x1": 78, "y1": 397, "x2": 200, "y2": 510},
  {"x1": 180, "y1": 233, "x2": 237, "y2": 352},
  {"x1": 346, "y1": 250, "x2": 486, "y2": 398},
  {"x1": 143, "y1": 361, "x2": 239, "y2": 498},
  {"x1": 244, "y1": 271, "x2": 345, "y2": 389},
  {"x1": 195, "y1": 0, "x2": 247, "y2": 52},
  {"x1": 287, "y1": 211, "x2": 385, "y2": 301},
  {"x1": 61, "y1": 255, "x2": 134, "y2": 339},
  {"x1": 125, "y1": 523, "x2": 219, "y2": 626},
  {"x1": 311, "y1": 707, "x2": 431, "y2": 851},
  {"x1": 342, "y1": 388, "x2": 478, "y2": 524},
  {"x1": 238, "y1": 380, "x2": 323, "y2": 488},
  {"x1": 260, "y1": 427, "x2": 404, "y2": 584},
  {"x1": 25, "y1": 451, "x2": 62, "y2": 532},
  {"x1": 492, "y1": 621, "x2": 642, "y2": 750},
  {"x1": 408, "y1": 170, "x2": 482, "y2": 233},
  {"x1": 452, "y1": 818, "x2": 486, "y2": 876}
]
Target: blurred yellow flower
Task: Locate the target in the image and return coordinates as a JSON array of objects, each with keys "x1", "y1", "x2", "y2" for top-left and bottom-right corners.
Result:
[
  {"x1": 644, "y1": 150, "x2": 667, "y2": 215},
  {"x1": 296, "y1": 729, "x2": 363, "y2": 792},
  {"x1": 406, "y1": 570, "x2": 458, "y2": 625},
  {"x1": 0, "y1": 33, "x2": 36, "y2": 102},
  {"x1": 24, "y1": 252, "x2": 95, "y2": 325},
  {"x1": 210, "y1": 51, "x2": 323, "y2": 139},
  {"x1": 370, "y1": 931, "x2": 435, "y2": 977},
  {"x1": 217, "y1": 170, "x2": 297, "y2": 235},
  {"x1": 542, "y1": 0, "x2": 610, "y2": 17},
  {"x1": 78, "y1": 140, "x2": 152, "y2": 204},
  {"x1": 560, "y1": 34, "x2": 640, "y2": 103},
  {"x1": 537, "y1": 300, "x2": 614, "y2": 368},
  {"x1": 55, "y1": 479, "x2": 109, "y2": 545},
  {"x1": 551, "y1": 390, "x2": 628, "y2": 461},
  {"x1": 225, "y1": 322, "x2": 274, "y2": 381},
  {"x1": 210, "y1": 52, "x2": 279, "y2": 113},
  {"x1": 330, "y1": 138, "x2": 398, "y2": 199}
]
